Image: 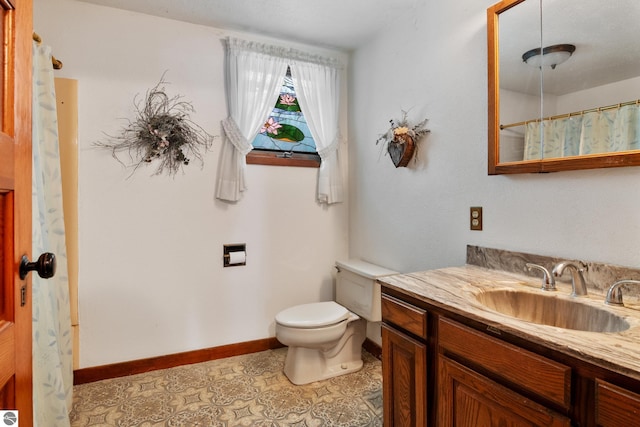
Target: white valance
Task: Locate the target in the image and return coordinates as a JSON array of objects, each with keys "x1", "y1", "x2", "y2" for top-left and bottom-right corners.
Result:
[{"x1": 225, "y1": 37, "x2": 342, "y2": 69}]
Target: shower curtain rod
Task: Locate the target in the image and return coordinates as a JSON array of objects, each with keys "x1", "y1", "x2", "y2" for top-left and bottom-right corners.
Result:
[
  {"x1": 32, "y1": 32, "x2": 63, "y2": 70},
  {"x1": 500, "y1": 98, "x2": 640, "y2": 130}
]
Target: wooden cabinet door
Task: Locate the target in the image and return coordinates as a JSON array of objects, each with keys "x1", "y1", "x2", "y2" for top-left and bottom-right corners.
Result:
[
  {"x1": 0, "y1": 0, "x2": 33, "y2": 425},
  {"x1": 382, "y1": 324, "x2": 427, "y2": 427},
  {"x1": 438, "y1": 356, "x2": 570, "y2": 427},
  {"x1": 596, "y1": 379, "x2": 640, "y2": 426}
]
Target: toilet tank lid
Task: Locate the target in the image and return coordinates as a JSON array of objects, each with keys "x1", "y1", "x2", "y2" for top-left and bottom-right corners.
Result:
[
  {"x1": 336, "y1": 259, "x2": 398, "y2": 279},
  {"x1": 276, "y1": 301, "x2": 350, "y2": 328}
]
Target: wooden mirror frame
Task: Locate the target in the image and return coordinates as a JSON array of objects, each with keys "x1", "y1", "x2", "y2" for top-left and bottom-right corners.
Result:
[{"x1": 487, "y1": 0, "x2": 640, "y2": 175}]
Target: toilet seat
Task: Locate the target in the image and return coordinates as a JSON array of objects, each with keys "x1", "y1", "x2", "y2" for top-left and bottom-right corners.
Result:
[{"x1": 275, "y1": 301, "x2": 350, "y2": 329}]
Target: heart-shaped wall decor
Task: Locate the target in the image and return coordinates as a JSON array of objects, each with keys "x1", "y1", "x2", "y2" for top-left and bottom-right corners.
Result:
[{"x1": 387, "y1": 134, "x2": 415, "y2": 167}]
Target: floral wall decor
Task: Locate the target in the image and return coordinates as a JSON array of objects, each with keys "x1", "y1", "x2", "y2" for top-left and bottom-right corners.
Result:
[
  {"x1": 376, "y1": 110, "x2": 430, "y2": 167},
  {"x1": 96, "y1": 74, "x2": 215, "y2": 177}
]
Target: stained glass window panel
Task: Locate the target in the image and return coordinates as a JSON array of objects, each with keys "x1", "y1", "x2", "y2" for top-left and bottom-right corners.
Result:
[{"x1": 252, "y1": 71, "x2": 317, "y2": 154}]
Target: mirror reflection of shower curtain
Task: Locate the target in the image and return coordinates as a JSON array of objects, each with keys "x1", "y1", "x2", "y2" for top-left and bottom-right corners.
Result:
[
  {"x1": 524, "y1": 104, "x2": 640, "y2": 160},
  {"x1": 580, "y1": 105, "x2": 640, "y2": 154},
  {"x1": 524, "y1": 117, "x2": 581, "y2": 159},
  {"x1": 32, "y1": 41, "x2": 73, "y2": 427}
]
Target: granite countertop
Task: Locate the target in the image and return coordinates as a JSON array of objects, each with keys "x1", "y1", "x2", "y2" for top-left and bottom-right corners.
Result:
[{"x1": 378, "y1": 264, "x2": 640, "y2": 381}]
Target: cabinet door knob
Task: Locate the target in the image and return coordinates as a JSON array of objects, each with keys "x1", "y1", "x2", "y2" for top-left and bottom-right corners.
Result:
[{"x1": 19, "y1": 252, "x2": 56, "y2": 280}]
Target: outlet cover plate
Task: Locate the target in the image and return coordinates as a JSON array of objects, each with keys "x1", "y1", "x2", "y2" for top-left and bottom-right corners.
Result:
[{"x1": 470, "y1": 207, "x2": 483, "y2": 231}]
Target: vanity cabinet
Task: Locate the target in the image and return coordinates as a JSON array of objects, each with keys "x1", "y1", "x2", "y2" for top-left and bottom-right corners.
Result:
[
  {"x1": 382, "y1": 325, "x2": 427, "y2": 426},
  {"x1": 595, "y1": 379, "x2": 640, "y2": 426},
  {"x1": 438, "y1": 317, "x2": 571, "y2": 426},
  {"x1": 381, "y1": 294, "x2": 429, "y2": 426},
  {"x1": 438, "y1": 356, "x2": 569, "y2": 426},
  {"x1": 381, "y1": 285, "x2": 640, "y2": 427}
]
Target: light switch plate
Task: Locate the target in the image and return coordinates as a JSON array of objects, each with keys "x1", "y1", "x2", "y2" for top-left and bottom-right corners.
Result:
[{"x1": 470, "y1": 207, "x2": 483, "y2": 231}]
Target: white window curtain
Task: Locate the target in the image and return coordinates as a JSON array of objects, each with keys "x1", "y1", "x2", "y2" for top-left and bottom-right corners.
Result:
[
  {"x1": 32, "y1": 41, "x2": 73, "y2": 427},
  {"x1": 216, "y1": 38, "x2": 288, "y2": 201},
  {"x1": 290, "y1": 61, "x2": 343, "y2": 203},
  {"x1": 215, "y1": 37, "x2": 344, "y2": 204}
]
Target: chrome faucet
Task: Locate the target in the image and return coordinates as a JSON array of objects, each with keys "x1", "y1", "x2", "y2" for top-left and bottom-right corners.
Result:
[
  {"x1": 605, "y1": 279, "x2": 640, "y2": 306},
  {"x1": 525, "y1": 263, "x2": 556, "y2": 291},
  {"x1": 552, "y1": 261, "x2": 588, "y2": 297}
]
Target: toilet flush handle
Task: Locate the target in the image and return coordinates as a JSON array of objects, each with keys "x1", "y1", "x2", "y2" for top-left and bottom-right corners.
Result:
[{"x1": 335, "y1": 266, "x2": 341, "y2": 273}]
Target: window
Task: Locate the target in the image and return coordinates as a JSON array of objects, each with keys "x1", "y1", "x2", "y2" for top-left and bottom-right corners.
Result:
[{"x1": 247, "y1": 68, "x2": 321, "y2": 167}]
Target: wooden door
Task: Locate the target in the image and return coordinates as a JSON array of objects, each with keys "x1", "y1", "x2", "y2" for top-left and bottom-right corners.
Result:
[
  {"x1": 438, "y1": 356, "x2": 570, "y2": 427},
  {"x1": 595, "y1": 379, "x2": 640, "y2": 427},
  {"x1": 382, "y1": 324, "x2": 427, "y2": 427},
  {"x1": 0, "y1": 0, "x2": 34, "y2": 425}
]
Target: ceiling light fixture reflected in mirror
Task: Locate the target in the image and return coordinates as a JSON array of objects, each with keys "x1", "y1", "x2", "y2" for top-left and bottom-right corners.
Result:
[{"x1": 522, "y1": 44, "x2": 576, "y2": 69}]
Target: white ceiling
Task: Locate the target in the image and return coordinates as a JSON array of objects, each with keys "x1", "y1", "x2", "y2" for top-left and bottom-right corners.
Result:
[
  {"x1": 75, "y1": 0, "x2": 640, "y2": 96},
  {"x1": 75, "y1": 0, "x2": 423, "y2": 51},
  {"x1": 498, "y1": 0, "x2": 640, "y2": 96}
]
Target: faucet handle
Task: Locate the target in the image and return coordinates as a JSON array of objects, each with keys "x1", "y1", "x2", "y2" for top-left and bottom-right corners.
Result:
[
  {"x1": 605, "y1": 279, "x2": 640, "y2": 306},
  {"x1": 526, "y1": 263, "x2": 556, "y2": 291}
]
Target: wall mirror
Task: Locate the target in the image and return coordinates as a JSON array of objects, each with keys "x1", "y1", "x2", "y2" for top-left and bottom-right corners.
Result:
[{"x1": 488, "y1": 0, "x2": 640, "y2": 174}]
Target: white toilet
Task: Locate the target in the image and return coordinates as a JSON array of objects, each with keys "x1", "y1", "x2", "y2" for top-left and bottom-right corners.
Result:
[{"x1": 275, "y1": 259, "x2": 397, "y2": 385}]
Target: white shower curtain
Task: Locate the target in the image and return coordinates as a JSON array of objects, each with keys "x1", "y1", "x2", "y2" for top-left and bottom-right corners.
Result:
[
  {"x1": 523, "y1": 104, "x2": 640, "y2": 160},
  {"x1": 523, "y1": 117, "x2": 581, "y2": 160},
  {"x1": 579, "y1": 105, "x2": 640, "y2": 154},
  {"x1": 32, "y1": 41, "x2": 73, "y2": 427}
]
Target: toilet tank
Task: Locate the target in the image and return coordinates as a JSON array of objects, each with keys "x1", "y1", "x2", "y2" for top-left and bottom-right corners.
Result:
[{"x1": 335, "y1": 259, "x2": 398, "y2": 322}]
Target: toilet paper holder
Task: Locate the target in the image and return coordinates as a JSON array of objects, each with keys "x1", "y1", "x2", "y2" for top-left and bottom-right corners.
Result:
[{"x1": 223, "y1": 243, "x2": 246, "y2": 267}]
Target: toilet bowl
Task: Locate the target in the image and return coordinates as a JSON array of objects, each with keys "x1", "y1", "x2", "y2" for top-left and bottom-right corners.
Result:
[
  {"x1": 276, "y1": 301, "x2": 365, "y2": 385},
  {"x1": 275, "y1": 260, "x2": 397, "y2": 385}
]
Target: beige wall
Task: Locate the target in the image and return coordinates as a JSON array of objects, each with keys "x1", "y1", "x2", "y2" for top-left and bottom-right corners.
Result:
[
  {"x1": 55, "y1": 77, "x2": 80, "y2": 369},
  {"x1": 35, "y1": 0, "x2": 350, "y2": 368},
  {"x1": 349, "y1": 0, "x2": 640, "y2": 273}
]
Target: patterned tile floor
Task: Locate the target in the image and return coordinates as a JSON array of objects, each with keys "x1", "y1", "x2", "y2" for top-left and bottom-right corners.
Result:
[{"x1": 70, "y1": 348, "x2": 382, "y2": 426}]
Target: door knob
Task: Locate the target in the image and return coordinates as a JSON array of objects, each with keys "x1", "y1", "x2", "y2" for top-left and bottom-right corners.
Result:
[{"x1": 19, "y1": 252, "x2": 56, "y2": 280}]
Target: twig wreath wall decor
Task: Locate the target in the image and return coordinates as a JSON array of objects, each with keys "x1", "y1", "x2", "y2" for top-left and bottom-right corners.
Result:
[
  {"x1": 376, "y1": 110, "x2": 430, "y2": 167},
  {"x1": 96, "y1": 73, "x2": 215, "y2": 177}
]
